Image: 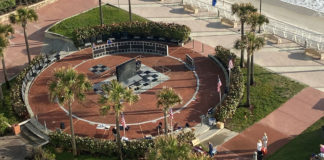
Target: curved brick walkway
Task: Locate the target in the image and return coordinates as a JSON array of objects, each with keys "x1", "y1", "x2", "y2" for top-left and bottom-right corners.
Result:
[
  {"x1": 215, "y1": 87, "x2": 324, "y2": 159},
  {"x1": 28, "y1": 46, "x2": 224, "y2": 139}
]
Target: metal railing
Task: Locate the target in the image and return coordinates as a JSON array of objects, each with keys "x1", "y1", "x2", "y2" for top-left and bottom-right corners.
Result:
[{"x1": 182, "y1": 0, "x2": 324, "y2": 50}]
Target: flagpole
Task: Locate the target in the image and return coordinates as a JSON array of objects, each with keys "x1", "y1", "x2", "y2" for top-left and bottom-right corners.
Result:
[
  {"x1": 170, "y1": 116, "x2": 173, "y2": 134},
  {"x1": 124, "y1": 127, "x2": 126, "y2": 137}
]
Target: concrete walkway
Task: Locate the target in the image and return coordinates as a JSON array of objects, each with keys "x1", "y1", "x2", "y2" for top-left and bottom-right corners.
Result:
[{"x1": 0, "y1": 135, "x2": 32, "y2": 160}]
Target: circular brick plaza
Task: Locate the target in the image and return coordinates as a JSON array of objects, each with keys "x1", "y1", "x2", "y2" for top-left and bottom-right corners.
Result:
[{"x1": 27, "y1": 45, "x2": 224, "y2": 139}]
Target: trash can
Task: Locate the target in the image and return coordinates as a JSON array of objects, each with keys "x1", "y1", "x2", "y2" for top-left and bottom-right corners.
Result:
[
  {"x1": 60, "y1": 122, "x2": 65, "y2": 130},
  {"x1": 208, "y1": 117, "x2": 216, "y2": 126}
]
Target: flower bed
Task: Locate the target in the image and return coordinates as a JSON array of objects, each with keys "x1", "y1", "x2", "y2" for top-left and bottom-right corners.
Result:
[
  {"x1": 214, "y1": 46, "x2": 244, "y2": 122},
  {"x1": 72, "y1": 21, "x2": 191, "y2": 47}
]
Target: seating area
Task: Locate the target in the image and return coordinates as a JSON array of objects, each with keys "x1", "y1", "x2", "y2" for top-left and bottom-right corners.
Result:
[
  {"x1": 305, "y1": 48, "x2": 324, "y2": 60},
  {"x1": 183, "y1": 4, "x2": 199, "y2": 14},
  {"x1": 220, "y1": 18, "x2": 239, "y2": 28},
  {"x1": 263, "y1": 34, "x2": 282, "y2": 44},
  {"x1": 21, "y1": 53, "x2": 62, "y2": 104}
]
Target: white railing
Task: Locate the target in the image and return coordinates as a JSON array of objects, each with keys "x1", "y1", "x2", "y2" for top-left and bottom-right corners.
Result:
[{"x1": 182, "y1": 0, "x2": 324, "y2": 50}]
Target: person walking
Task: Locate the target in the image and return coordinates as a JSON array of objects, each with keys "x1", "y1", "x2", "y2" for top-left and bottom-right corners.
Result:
[
  {"x1": 257, "y1": 140, "x2": 263, "y2": 160},
  {"x1": 262, "y1": 132, "x2": 268, "y2": 148},
  {"x1": 208, "y1": 142, "x2": 214, "y2": 157}
]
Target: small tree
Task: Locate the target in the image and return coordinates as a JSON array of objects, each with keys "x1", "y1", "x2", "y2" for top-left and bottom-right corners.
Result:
[
  {"x1": 98, "y1": 79, "x2": 139, "y2": 160},
  {"x1": 231, "y1": 3, "x2": 257, "y2": 68},
  {"x1": 0, "y1": 24, "x2": 14, "y2": 89},
  {"x1": 156, "y1": 87, "x2": 182, "y2": 135},
  {"x1": 9, "y1": 7, "x2": 38, "y2": 64},
  {"x1": 48, "y1": 67, "x2": 92, "y2": 156},
  {"x1": 247, "y1": 13, "x2": 269, "y2": 85}
]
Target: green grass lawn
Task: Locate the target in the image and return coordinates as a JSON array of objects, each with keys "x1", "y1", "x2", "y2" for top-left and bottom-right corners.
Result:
[
  {"x1": 49, "y1": 4, "x2": 147, "y2": 38},
  {"x1": 225, "y1": 64, "x2": 306, "y2": 132},
  {"x1": 267, "y1": 117, "x2": 324, "y2": 160}
]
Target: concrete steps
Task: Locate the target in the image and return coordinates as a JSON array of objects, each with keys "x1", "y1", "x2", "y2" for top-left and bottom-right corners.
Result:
[{"x1": 19, "y1": 118, "x2": 49, "y2": 147}]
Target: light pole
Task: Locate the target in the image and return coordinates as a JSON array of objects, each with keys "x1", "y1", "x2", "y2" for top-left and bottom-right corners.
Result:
[
  {"x1": 258, "y1": 0, "x2": 262, "y2": 33},
  {"x1": 99, "y1": 0, "x2": 103, "y2": 26},
  {"x1": 128, "y1": 0, "x2": 132, "y2": 22}
]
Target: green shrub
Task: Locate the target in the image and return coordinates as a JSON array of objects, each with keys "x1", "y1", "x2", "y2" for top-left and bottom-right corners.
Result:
[
  {"x1": 10, "y1": 55, "x2": 45, "y2": 120},
  {"x1": 0, "y1": 0, "x2": 15, "y2": 14},
  {"x1": 0, "y1": 113, "x2": 10, "y2": 136},
  {"x1": 26, "y1": 147, "x2": 55, "y2": 160},
  {"x1": 48, "y1": 131, "x2": 154, "y2": 159},
  {"x1": 214, "y1": 46, "x2": 245, "y2": 121},
  {"x1": 72, "y1": 21, "x2": 191, "y2": 46}
]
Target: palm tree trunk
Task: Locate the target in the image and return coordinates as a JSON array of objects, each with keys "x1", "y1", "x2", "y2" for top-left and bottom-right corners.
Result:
[
  {"x1": 68, "y1": 102, "x2": 77, "y2": 156},
  {"x1": 128, "y1": 0, "x2": 132, "y2": 22},
  {"x1": 240, "y1": 22, "x2": 245, "y2": 68},
  {"x1": 1, "y1": 57, "x2": 10, "y2": 89},
  {"x1": 23, "y1": 26, "x2": 31, "y2": 64},
  {"x1": 99, "y1": 0, "x2": 103, "y2": 26},
  {"x1": 250, "y1": 54, "x2": 255, "y2": 85},
  {"x1": 116, "y1": 112, "x2": 123, "y2": 160},
  {"x1": 0, "y1": 83, "x2": 3, "y2": 102},
  {"x1": 246, "y1": 52, "x2": 251, "y2": 107},
  {"x1": 164, "y1": 110, "x2": 168, "y2": 135}
]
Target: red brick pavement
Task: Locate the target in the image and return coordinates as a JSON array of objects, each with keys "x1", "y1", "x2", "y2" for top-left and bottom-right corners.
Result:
[
  {"x1": 215, "y1": 87, "x2": 324, "y2": 159},
  {"x1": 28, "y1": 46, "x2": 225, "y2": 140},
  {"x1": 1, "y1": 0, "x2": 99, "y2": 83}
]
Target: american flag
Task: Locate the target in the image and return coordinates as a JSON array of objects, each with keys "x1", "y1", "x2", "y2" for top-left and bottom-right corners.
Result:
[
  {"x1": 228, "y1": 59, "x2": 234, "y2": 70},
  {"x1": 169, "y1": 108, "x2": 174, "y2": 119},
  {"x1": 217, "y1": 76, "x2": 222, "y2": 93},
  {"x1": 121, "y1": 113, "x2": 126, "y2": 128}
]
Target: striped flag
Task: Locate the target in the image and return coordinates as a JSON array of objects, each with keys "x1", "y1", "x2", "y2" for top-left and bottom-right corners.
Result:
[
  {"x1": 121, "y1": 113, "x2": 126, "y2": 128},
  {"x1": 169, "y1": 108, "x2": 174, "y2": 119},
  {"x1": 217, "y1": 76, "x2": 222, "y2": 93},
  {"x1": 228, "y1": 59, "x2": 234, "y2": 70}
]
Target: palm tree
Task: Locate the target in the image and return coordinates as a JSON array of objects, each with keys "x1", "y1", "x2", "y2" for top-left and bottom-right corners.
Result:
[
  {"x1": 247, "y1": 13, "x2": 269, "y2": 85},
  {"x1": 148, "y1": 135, "x2": 192, "y2": 160},
  {"x1": 98, "y1": 79, "x2": 139, "y2": 160},
  {"x1": 234, "y1": 32, "x2": 264, "y2": 107},
  {"x1": 99, "y1": 0, "x2": 103, "y2": 26},
  {"x1": 48, "y1": 67, "x2": 92, "y2": 156},
  {"x1": 128, "y1": 0, "x2": 132, "y2": 22},
  {"x1": 9, "y1": 7, "x2": 38, "y2": 64},
  {"x1": 231, "y1": 3, "x2": 257, "y2": 68},
  {"x1": 156, "y1": 87, "x2": 182, "y2": 135},
  {"x1": 0, "y1": 24, "x2": 14, "y2": 89}
]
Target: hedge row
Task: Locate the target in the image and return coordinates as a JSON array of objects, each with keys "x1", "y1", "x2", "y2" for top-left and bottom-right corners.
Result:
[
  {"x1": 0, "y1": 0, "x2": 43, "y2": 15},
  {"x1": 72, "y1": 21, "x2": 191, "y2": 47},
  {"x1": 214, "y1": 46, "x2": 245, "y2": 121},
  {"x1": 10, "y1": 55, "x2": 45, "y2": 120},
  {"x1": 49, "y1": 130, "x2": 195, "y2": 159}
]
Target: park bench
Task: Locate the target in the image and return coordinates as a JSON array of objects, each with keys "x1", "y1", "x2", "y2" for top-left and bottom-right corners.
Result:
[
  {"x1": 263, "y1": 34, "x2": 282, "y2": 44},
  {"x1": 220, "y1": 18, "x2": 239, "y2": 28},
  {"x1": 305, "y1": 48, "x2": 324, "y2": 60},
  {"x1": 183, "y1": 4, "x2": 198, "y2": 14}
]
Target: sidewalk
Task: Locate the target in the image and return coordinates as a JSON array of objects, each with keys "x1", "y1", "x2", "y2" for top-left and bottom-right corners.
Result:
[{"x1": 1, "y1": 0, "x2": 99, "y2": 83}]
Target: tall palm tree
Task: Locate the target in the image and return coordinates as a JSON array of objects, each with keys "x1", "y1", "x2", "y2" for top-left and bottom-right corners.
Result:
[
  {"x1": 99, "y1": 0, "x2": 103, "y2": 26},
  {"x1": 98, "y1": 79, "x2": 139, "y2": 160},
  {"x1": 128, "y1": 0, "x2": 132, "y2": 22},
  {"x1": 231, "y1": 3, "x2": 257, "y2": 68},
  {"x1": 9, "y1": 7, "x2": 38, "y2": 64},
  {"x1": 156, "y1": 87, "x2": 182, "y2": 135},
  {"x1": 234, "y1": 32, "x2": 264, "y2": 107},
  {"x1": 247, "y1": 13, "x2": 269, "y2": 85},
  {"x1": 49, "y1": 67, "x2": 92, "y2": 156},
  {"x1": 0, "y1": 24, "x2": 14, "y2": 89}
]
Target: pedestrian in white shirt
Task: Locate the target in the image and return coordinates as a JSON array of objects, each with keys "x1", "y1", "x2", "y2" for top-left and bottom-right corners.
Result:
[{"x1": 262, "y1": 132, "x2": 268, "y2": 149}]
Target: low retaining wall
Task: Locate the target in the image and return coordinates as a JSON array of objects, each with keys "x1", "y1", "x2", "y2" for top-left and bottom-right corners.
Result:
[{"x1": 0, "y1": 0, "x2": 58, "y2": 23}]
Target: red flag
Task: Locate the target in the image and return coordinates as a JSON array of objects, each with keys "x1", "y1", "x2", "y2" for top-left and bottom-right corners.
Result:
[
  {"x1": 228, "y1": 59, "x2": 234, "y2": 70},
  {"x1": 121, "y1": 113, "x2": 126, "y2": 128},
  {"x1": 217, "y1": 76, "x2": 222, "y2": 93},
  {"x1": 169, "y1": 108, "x2": 174, "y2": 119}
]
